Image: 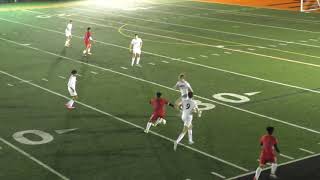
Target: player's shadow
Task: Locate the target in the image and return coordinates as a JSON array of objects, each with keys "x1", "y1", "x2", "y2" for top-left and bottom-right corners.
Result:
[{"x1": 46, "y1": 47, "x2": 68, "y2": 78}]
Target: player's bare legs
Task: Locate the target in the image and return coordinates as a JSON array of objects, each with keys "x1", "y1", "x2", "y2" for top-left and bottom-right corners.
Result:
[
  {"x1": 270, "y1": 158, "x2": 278, "y2": 179},
  {"x1": 144, "y1": 115, "x2": 154, "y2": 133},
  {"x1": 65, "y1": 95, "x2": 77, "y2": 110},
  {"x1": 131, "y1": 53, "x2": 136, "y2": 66},
  {"x1": 135, "y1": 53, "x2": 141, "y2": 66},
  {"x1": 174, "y1": 126, "x2": 190, "y2": 151},
  {"x1": 65, "y1": 36, "x2": 71, "y2": 47},
  {"x1": 253, "y1": 164, "x2": 264, "y2": 180}
]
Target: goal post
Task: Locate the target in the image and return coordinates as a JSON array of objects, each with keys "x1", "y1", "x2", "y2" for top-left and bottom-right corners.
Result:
[{"x1": 301, "y1": 0, "x2": 320, "y2": 12}]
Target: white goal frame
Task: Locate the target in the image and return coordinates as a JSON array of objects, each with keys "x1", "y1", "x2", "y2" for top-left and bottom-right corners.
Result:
[{"x1": 301, "y1": 0, "x2": 320, "y2": 12}]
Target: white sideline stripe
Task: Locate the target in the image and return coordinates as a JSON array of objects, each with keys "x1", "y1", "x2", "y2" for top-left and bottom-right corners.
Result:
[
  {"x1": 7, "y1": 83, "x2": 14, "y2": 86},
  {"x1": 299, "y1": 40, "x2": 307, "y2": 43},
  {"x1": 299, "y1": 148, "x2": 315, "y2": 154},
  {"x1": 200, "y1": 55, "x2": 208, "y2": 58},
  {"x1": 41, "y1": 78, "x2": 49, "y2": 82},
  {"x1": 19, "y1": 80, "x2": 32, "y2": 83},
  {"x1": 0, "y1": 137, "x2": 69, "y2": 180},
  {"x1": 120, "y1": 66, "x2": 128, "y2": 70},
  {"x1": 15, "y1": 10, "x2": 320, "y2": 88},
  {"x1": 90, "y1": 71, "x2": 98, "y2": 75},
  {"x1": 74, "y1": 8, "x2": 320, "y2": 49},
  {"x1": 187, "y1": 57, "x2": 195, "y2": 59},
  {"x1": 148, "y1": 62, "x2": 156, "y2": 65},
  {"x1": 247, "y1": 48, "x2": 255, "y2": 51},
  {"x1": 20, "y1": 43, "x2": 30, "y2": 46},
  {"x1": 0, "y1": 70, "x2": 249, "y2": 172},
  {"x1": 211, "y1": 171, "x2": 226, "y2": 179},
  {"x1": 161, "y1": 60, "x2": 169, "y2": 63},
  {"x1": 280, "y1": 153, "x2": 295, "y2": 160},
  {"x1": 58, "y1": 76, "x2": 66, "y2": 79},
  {"x1": 226, "y1": 152, "x2": 320, "y2": 180},
  {"x1": 1, "y1": 37, "x2": 320, "y2": 135}
]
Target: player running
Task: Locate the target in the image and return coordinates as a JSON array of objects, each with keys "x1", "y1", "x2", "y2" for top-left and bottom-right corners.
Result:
[
  {"x1": 64, "y1": 20, "x2": 72, "y2": 47},
  {"x1": 174, "y1": 92, "x2": 201, "y2": 151},
  {"x1": 254, "y1": 126, "x2": 280, "y2": 180},
  {"x1": 144, "y1": 92, "x2": 174, "y2": 133},
  {"x1": 174, "y1": 73, "x2": 193, "y2": 109},
  {"x1": 129, "y1": 34, "x2": 143, "y2": 67},
  {"x1": 83, "y1": 27, "x2": 93, "y2": 56},
  {"x1": 65, "y1": 70, "x2": 78, "y2": 110}
]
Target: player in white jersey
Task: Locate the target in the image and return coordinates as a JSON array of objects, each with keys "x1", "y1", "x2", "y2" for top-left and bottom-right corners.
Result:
[
  {"x1": 65, "y1": 70, "x2": 78, "y2": 110},
  {"x1": 65, "y1": 20, "x2": 72, "y2": 47},
  {"x1": 174, "y1": 73, "x2": 193, "y2": 109},
  {"x1": 129, "y1": 34, "x2": 143, "y2": 66},
  {"x1": 174, "y1": 92, "x2": 201, "y2": 151}
]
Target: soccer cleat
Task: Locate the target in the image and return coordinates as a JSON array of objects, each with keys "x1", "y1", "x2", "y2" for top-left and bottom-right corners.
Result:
[
  {"x1": 67, "y1": 106, "x2": 75, "y2": 111},
  {"x1": 162, "y1": 119, "x2": 166, "y2": 125},
  {"x1": 173, "y1": 141, "x2": 178, "y2": 151},
  {"x1": 270, "y1": 174, "x2": 278, "y2": 179},
  {"x1": 88, "y1": 52, "x2": 92, "y2": 55},
  {"x1": 189, "y1": 141, "x2": 194, "y2": 145},
  {"x1": 144, "y1": 129, "x2": 148, "y2": 133}
]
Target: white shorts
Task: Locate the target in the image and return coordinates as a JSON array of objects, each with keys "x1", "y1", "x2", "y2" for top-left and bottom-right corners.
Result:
[
  {"x1": 65, "y1": 30, "x2": 72, "y2": 37},
  {"x1": 133, "y1": 48, "x2": 141, "y2": 55},
  {"x1": 182, "y1": 115, "x2": 193, "y2": 128},
  {"x1": 68, "y1": 87, "x2": 77, "y2": 97}
]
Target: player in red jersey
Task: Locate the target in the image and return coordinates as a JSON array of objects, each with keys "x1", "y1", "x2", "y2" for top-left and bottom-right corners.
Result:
[
  {"x1": 144, "y1": 92, "x2": 174, "y2": 133},
  {"x1": 254, "y1": 126, "x2": 280, "y2": 180},
  {"x1": 83, "y1": 27, "x2": 93, "y2": 56}
]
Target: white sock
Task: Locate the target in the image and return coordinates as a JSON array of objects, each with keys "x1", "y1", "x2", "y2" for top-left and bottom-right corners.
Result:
[
  {"x1": 176, "y1": 132, "x2": 185, "y2": 144},
  {"x1": 188, "y1": 129, "x2": 193, "y2": 142},
  {"x1": 254, "y1": 167, "x2": 262, "y2": 180},
  {"x1": 271, "y1": 163, "x2": 277, "y2": 175},
  {"x1": 88, "y1": 48, "x2": 91, "y2": 53},
  {"x1": 66, "y1": 99, "x2": 74, "y2": 107},
  {"x1": 83, "y1": 50, "x2": 86, "y2": 54},
  {"x1": 136, "y1": 57, "x2": 140, "y2": 64},
  {"x1": 145, "y1": 122, "x2": 152, "y2": 132},
  {"x1": 65, "y1": 40, "x2": 68, "y2": 46},
  {"x1": 131, "y1": 58, "x2": 135, "y2": 66}
]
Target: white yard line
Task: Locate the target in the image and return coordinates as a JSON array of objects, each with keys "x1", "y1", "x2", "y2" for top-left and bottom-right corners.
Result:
[
  {"x1": 74, "y1": 8, "x2": 320, "y2": 49},
  {"x1": 161, "y1": 60, "x2": 169, "y2": 63},
  {"x1": 0, "y1": 137, "x2": 70, "y2": 180},
  {"x1": 226, "y1": 152, "x2": 320, "y2": 179},
  {"x1": 58, "y1": 76, "x2": 66, "y2": 79},
  {"x1": 121, "y1": 66, "x2": 128, "y2": 70},
  {"x1": 7, "y1": 83, "x2": 14, "y2": 87},
  {"x1": 299, "y1": 148, "x2": 315, "y2": 154},
  {"x1": 211, "y1": 171, "x2": 226, "y2": 179},
  {"x1": 41, "y1": 78, "x2": 49, "y2": 82},
  {"x1": 24, "y1": 10, "x2": 320, "y2": 70},
  {"x1": 280, "y1": 153, "x2": 295, "y2": 160},
  {"x1": 187, "y1": 57, "x2": 195, "y2": 59},
  {"x1": 148, "y1": 62, "x2": 156, "y2": 65},
  {"x1": 90, "y1": 71, "x2": 98, "y2": 75},
  {"x1": 1, "y1": 37, "x2": 319, "y2": 136},
  {"x1": 200, "y1": 55, "x2": 208, "y2": 58},
  {"x1": 0, "y1": 70, "x2": 249, "y2": 172}
]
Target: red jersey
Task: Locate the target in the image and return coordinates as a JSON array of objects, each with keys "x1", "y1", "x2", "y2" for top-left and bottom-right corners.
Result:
[
  {"x1": 150, "y1": 98, "x2": 169, "y2": 115},
  {"x1": 260, "y1": 134, "x2": 278, "y2": 156},
  {"x1": 84, "y1": 31, "x2": 91, "y2": 43}
]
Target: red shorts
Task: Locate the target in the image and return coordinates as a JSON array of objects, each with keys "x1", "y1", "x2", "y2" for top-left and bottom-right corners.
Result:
[
  {"x1": 84, "y1": 41, "x2": 91, "y2": 48},
  {"x1": 149, "y1": 113, "x2": 164, "y2": 123},
  {"x1": 259, "y1": 154, "x2": 276, "y2": 165}
]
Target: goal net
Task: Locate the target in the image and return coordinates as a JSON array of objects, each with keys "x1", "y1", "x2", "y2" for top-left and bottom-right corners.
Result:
[{"x1": 301, "y1": 0, "x2": 320, "y2": 12}]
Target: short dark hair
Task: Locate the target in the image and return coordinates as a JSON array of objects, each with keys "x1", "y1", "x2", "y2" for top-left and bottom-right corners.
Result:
[
  {"x1": 266, "y1": 126, "x2": 274, "y2": 135},
  {"x1": 71, "y1": 70, "x2": 77, "y2": 75},
  {"x1": 69, "y1": 20, "x2": 72, "y2": 23},
  {"x1": 135, "y1": 34, "x2": 138, "y2": 37},
  {"x1": 156, "y1": 92, "x2": 162, "y2": 98},
  {"x1": 87, "y1": 27, "x2": 91, "y2": 31},
  {"x1": 179, "y1": 73, "x2": 185, "y2": 79},
  {"x1": 188, "y1": 91, "x2": 193, "y2": 98}
]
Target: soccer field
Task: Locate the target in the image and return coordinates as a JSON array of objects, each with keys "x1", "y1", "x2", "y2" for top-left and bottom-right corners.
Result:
[{"x1": 1, "y1": 0, "x2": 320, "y2": 179}]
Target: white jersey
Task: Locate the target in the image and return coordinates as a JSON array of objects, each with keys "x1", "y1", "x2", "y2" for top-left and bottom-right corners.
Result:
[
  {"x1": 65, "y1": 23, "x2": 72, "y2": 36},
  {"x1": 67, "y1": 75, "x2": 77, "y2": 90},
  {"x1": 175, "y1": 80, "x2": 193, "y2": 97},
  {"x1": 131, "y1": 38, "x2": 142, "y2": 50},
  {"x1": 181, "y1": 99, "x2": 198, "y2": 117}
]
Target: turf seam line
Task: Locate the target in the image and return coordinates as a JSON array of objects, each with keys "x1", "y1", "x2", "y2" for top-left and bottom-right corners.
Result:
[
  {"x1": 0, "y1": 70, "x2": 248, "y2": 172},
  {"x1": 1, "y1": 37, "x2": 320, "y2": 135},
  {"x1": 0, "y1": 137, "x2": 69, "y2": 180}
]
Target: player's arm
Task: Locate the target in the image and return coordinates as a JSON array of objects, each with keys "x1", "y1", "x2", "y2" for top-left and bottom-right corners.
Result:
[
  {"x1": 140, "y1": 40, "x2": 143, "y2": 49},
  {"x1": 174, "y1": 82, "x2": 179, "y2": 90},
  {"x1": 129, "y1": 41, "x2": 133, "y2": 52}
]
